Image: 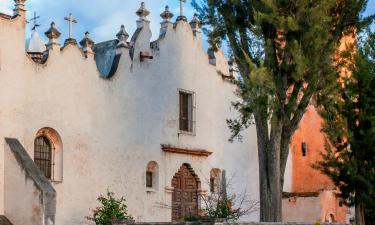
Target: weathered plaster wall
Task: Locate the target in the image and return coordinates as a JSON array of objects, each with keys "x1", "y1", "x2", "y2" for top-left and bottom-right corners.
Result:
[
  {"x1": 289, "y1": 105, "x2": 334, "y2": 192},
  {"x1": 282, "y1": 191, "x2": 348, "y2": 223},
  {"x1": 4, "y1": 139, "x2": 45, "y2": 225},
  {"x1": 282, "y1": 196, "x2": 321, "y2": 223},
  {"x1": 0, "y1": 10, "x2": 259, "y2": 225},
  {"x1": 319, "y1": 191, "x2": 348, "y2": 223},
  {"x1": 0, "y1": 14, "x2": 27, "y2": 216},
  {"x1": 285, "y1": 105, "x2": 348, "y2": 223}
]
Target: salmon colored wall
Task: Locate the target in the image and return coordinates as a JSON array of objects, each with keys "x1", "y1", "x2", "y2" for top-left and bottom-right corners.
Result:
[
  {"x1": 282, "y1": 196, "x2": 321, "y2": 222},
  {"x1": 287, "y1": 105, "x2": 349, "y2": 223},
  {"x1": 319, "y1": 190, "x2": 348, "y2": 223},
  {"x1": 290, "y1": 105, "x2": 335, "y2": 192},
  {"x1": 282, "y1": 191, "x2": 348, "y2": 223}
]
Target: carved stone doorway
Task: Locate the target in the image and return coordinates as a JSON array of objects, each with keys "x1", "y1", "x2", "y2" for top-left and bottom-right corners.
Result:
[{"x1": 171, "y1": 163, "x2": 201, "y2": 222}]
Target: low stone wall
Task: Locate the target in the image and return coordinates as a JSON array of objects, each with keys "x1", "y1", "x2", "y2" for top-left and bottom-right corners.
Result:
[{"x1": 114, "y1": 222, "x2": 347, "y2": 225}]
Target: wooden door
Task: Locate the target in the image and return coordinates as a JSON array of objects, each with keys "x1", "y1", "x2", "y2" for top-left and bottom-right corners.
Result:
[{"x1": 172, "y1": 164, "x2": 199, "y2": 221}]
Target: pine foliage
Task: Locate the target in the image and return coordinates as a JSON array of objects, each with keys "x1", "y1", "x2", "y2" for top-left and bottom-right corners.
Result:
[{"x1": 316, "y1": 31, "x2": 375, "y2": 220}]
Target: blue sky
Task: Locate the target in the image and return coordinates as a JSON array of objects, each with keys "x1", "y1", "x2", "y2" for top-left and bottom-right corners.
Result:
[
  {"x1": 0, "y1": 0, "x2": 198, "y2": 43},
  {"x1": 0, "y1": 0, "x2": 374, "y2": 44}
]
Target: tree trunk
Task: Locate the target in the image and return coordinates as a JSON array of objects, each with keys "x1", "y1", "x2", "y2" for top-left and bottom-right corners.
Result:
[
  {"x1": 255, "y1": 114, "x2": 283, "y2": 222},
  {"x1": 355, "y1": 202, "x2": 366, "y2": 225}
]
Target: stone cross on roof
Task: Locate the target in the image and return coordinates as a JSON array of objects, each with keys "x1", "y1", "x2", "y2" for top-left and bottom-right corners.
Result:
[
  {"x1": 179, "y1": 0, "x2": 186, "y2": 17},
  {"x1": 29, "y1": 11, "x2": 40, "y2": 31},
  {"x1": 177, "y1": 0, "x2": 187, "y2": 22},
  {"x1": 64, "y1": 13, "x2": 78, "y2": 39}
]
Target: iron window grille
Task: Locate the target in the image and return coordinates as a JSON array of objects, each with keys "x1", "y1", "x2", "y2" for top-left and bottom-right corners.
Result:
[
  {"x1": 34, "y1": 136, "x2": 53, "y2": 179},
  {"x1": 178, "y1": 89, "x2": 196, "y2": 134}
]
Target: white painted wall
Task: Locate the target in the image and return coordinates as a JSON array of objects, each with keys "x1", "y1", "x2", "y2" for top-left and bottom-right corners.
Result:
[
  {"x1": 4, "y1": 142, "x2": 44, "y2": 225},
  {"x1": 0, "y1": 9, "x2": 259, "y2": 225},
  {"x1": 283, "y1": 149, "x2": 293, "y2": 192}
]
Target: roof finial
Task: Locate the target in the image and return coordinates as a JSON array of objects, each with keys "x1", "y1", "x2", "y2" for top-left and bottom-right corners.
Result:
[
  {"x1": 190, "y1": 13, "x2": 201, "y2": 35},
  {"x1": 14, "y1": 0, "x2": 26, "y2": 17},
  {"x1": 136, "y1": 2, "x2": 150, "y2": 20},
  {"x1": 176, "y1": 0, "x2": 187, "y2": 22},
  {"x1": 29, "y1": 11, "x2": 40, "y2": 31},
  {"x1": 160, "y1": 5, "x2": 174, "y2": 22},
  {"x1": 64, "y1": 13, "x2": 78, "y2": 40},
  {"x1": 79, "y1": 31, "x2": 95, "y2": 56},
  {"x1": 45, "y1": 22, "x2": 61, "y2": 49},
  {"x1": 116, "y1": 25, "x2": 129, "y2": 48}
]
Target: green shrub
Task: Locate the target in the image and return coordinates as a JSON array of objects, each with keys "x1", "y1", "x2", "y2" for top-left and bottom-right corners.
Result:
[{"x1": 86, "y1": 190, "x2": 133, "y2": 225}]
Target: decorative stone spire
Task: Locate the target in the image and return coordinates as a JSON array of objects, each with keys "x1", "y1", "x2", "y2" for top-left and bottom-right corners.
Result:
[
  {"x1": 14, "y1": 0, "x2": 26, "y2": 17},
  {"x1": 135, "y1": 2, "x2": 151, "y2": 29},
  {"x1": 27, "y1": 30, "x2": 46, "y2": 53},
  {"x1": 160, "y1": 5, "x2": 174, "y2": 22},
  {"x1": 176, "y1": 0, "x2": 187, "y2": 22},
  {"x1": 160, "y1": 5, "x2": 174, "y2": 38},
  {"x1": 190, "y1": 13, "x2": 201, "y2": 34},
  {"x1": 116, "y1": 25, "x2": 129, "y2": 48},
  {"x1": 80, "y1": 31, "x2": 94, "y2": 55},
  {"x1": 136, "y1": 2, "x2": 150, "y2": 20},
  {"x1": 45, "y1": 22, "x2": 61, "y2": 49},
  {"x1": 27, "y1": 30, "x2": 46, "y2": 63}
]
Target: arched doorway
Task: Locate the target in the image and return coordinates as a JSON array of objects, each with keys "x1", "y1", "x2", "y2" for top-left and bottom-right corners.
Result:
[{"x1": 171, "y1": 163, "x2": 201, "y2": 221}]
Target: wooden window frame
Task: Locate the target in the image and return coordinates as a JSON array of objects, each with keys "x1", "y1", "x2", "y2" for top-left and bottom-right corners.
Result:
[
  {"x1": 34, "y1": 136, "x2": 53, "y2": 179},
  {"x1": 146, "y1": 171, "x2": 153, "y2": 188},
  {"x1": 178, "y1": 89, "x2": 196, "y2": 135}
]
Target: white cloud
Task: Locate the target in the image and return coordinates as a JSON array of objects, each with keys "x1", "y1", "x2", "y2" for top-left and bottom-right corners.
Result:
[
  {"x1": 3, "y1": 0, "x2": 200, "y2": 44},
  {"x1": 0, "y1": 0, "x2": 13, "y2": 15}
]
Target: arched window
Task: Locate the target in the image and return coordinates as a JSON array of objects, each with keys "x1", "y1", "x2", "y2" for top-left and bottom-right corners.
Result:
[
  {"x1": 34, "y1": 136, "x2": 52, "y2": 179},
  {"x1": 34, "y1": 127, "x2": 63, "y2": 182},
  {"x1": 210, "y1": 168, "x2": 222, "y2": 193},
  {"x1": 146, "y1": 161, "x2": 158, "y2": 189}
]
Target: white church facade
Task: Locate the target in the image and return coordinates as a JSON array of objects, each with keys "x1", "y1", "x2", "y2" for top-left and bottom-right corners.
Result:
[{"x1": 0, "y1": 1, "x2": 261, "y2": 225}]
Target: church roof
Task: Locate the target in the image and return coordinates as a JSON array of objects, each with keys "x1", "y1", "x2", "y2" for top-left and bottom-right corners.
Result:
[{"x1": 27, "y1": 31, "x2": 46, "y2": 53}]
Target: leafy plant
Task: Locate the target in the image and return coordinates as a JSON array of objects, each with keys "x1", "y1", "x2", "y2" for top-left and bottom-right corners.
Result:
[
  {"x1": 86, "y1": 190, "x2": 133, "y2": 225},
  {"x1": 184, "y1": 215, "x2": 204, "y2": 222},
  {"x1": 200, "y1": 173, "x2": 258, "y2": 221}
]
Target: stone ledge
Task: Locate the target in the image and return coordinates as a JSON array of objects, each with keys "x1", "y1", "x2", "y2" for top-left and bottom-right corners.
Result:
[
  {"x1": 114, "y1": 222, "x2": 347, "y2": 225},
  {"x1": 282, "y1": 192, "x2": 320, "y2": 198},
  {"x1": 5, "y1": 138, "x2": 56, "y2": 194},
  {"x1": 161, "y1": 145, "x2": 212, "y2": 157},
  {"x1": 0, "y1": 215, "x2": 13, "y2": 225}
]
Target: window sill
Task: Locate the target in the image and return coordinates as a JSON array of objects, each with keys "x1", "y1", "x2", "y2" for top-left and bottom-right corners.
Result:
[
  {"x1": 51, "y1": 180, "x2": 63, "y2": 184},
  {"x1": 178, "y1": 130, "x2": 196, "y2": 136},
  {"x1": 146, "y1": 187, "x2": 157, "y2": 193}
]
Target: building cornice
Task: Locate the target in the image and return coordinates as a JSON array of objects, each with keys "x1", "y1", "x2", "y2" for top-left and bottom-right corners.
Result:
[{"x1": 161, "y1": 144, "x2": 212, "y2": 157}]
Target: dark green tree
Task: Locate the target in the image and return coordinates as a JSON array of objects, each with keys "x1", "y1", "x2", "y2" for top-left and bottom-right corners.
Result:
[
  {"x1": 316, "y1": 31, "x2": 375, "y2": 225},
  {"x1": 192, "y1": 0, "x2": 371, "y2": 221}
]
